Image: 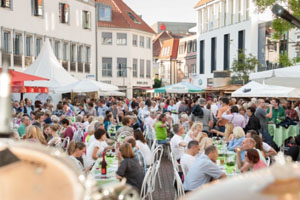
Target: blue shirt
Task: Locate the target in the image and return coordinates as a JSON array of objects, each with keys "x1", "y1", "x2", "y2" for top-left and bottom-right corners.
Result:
[
  {"x1": 227, "y1": 137, "x2": 245, "y2": 151},
  {"x1": 184, "y1": 153, "x2": 224, "y2": 191}
]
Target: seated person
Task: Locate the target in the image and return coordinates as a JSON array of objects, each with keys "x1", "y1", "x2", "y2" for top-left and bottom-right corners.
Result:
[
  {"x1": 184, "y1": 145, "x2": 226, "y2": 191},
  {"x1": 170, "y1": 124, "x2": 187, "y2": 161},
  {"x1": 239, "y1": 149, "x2": 267, "y2": 173},
  {"x1": 236, "y1": 138, "x2": 266, "y2": 169},
  {"x1": 116, "y1": 116, "x2": 133, "y2": 138},
  {"x1": 116, "y1": 143, "x2": 145, "y2": 192},
  {"x1": 180, "y1": 140, "x2": 199, "y2": 176},
  {"x1": 227, "y1": 127, "x2": 245, "y2": 151},
  {"x1": 126, "y1": 137, "x2": 146, "y2": 173},
  {"x1": 246, "y1": 130, "x2": 277, "y2": 157}
]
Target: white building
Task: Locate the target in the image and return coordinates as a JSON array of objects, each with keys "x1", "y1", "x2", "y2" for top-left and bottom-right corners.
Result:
[
  {"x1": 0, "y1": 0, "x2": 96, "y2": 80},
  {"x1": 194, "y1": 0, "x2": 273, "y2": 88},
  {"x1": 96, "y1": 0, "x2": 155, "y2": 98}
]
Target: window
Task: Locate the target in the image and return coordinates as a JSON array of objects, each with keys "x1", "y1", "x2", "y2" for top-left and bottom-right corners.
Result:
[
  {"x1": 102, "y1": 57, "x2": 112, "y2": 77},
  {"x1": 199, "y1": 40, "x2": 205, "y2": 74},
  {"x1": 133, "y1": 58, "x2": 138, "y2": 77},
  {"x1": 178, "y1": 44, "x2": 185, "y2": 55},
  {"x1": 146, "y1": 37, "x2": 151, "y2": 49},
  {"x1": 82, "y1": 11, "x2": 91, "y2": 29},
  {"x1": 117, "y1": 33, "x2": 127, "y2": 45},
  {"x1": 139, "y1": 36, "x2": 144, "y2": 47},
  {"x1": 146, "y1": 60, "x2": 151, "y2": 78},
  {"x1": 127, "y1": 12, "x2": 140, "y2": 24},
  {"x1": 98, "y1": 4, "x2": 111, "y2": 21},
  {"x1": 14, "y1": 34, "x2": 23, "y2": 55},
  {"x1": 54, "y1": 41, "x2": 60, "y2": 59},
  {"x1": 238, "y1": 30, "x2": 245, "y2": 53},
  {"x1": 70, "y1": 44, "x2": 76, "y2": 62},
  {"x1": 86, "y1": 46, "x2": 90, "y2": 63},
  {"x1": 2, "y1": 31, "x2": 11, "y2": 53},
  {"x1": 193, "y1": 40, "x2": 197, "y2": 52},
  {"x1": 25, "y1": 36, "x2": 33, "y2": 56},
  {"x1": 211, "y1": 37, "x2": 216, "y2": 73},
  {"x1": 117, "y1": 58, "x2": 127, "y2": 77},
  {"x1": 140, "y1": 59, "x2": 144, "y2": 78},
  {"x1": 238, "y1": 0, "x2": 242, "y2": 22},
  {"x1": 229, "y1": 0, "x2": 234, "y2": 24},
  {"x1": 102, "y1": 32, "x2": 112, "y2": 45},
  {"x1": 191, "y1": 64, "x2": 196, "y2": 74},
  {"x1": 224, "y1": 34, "x2": 230, "y2": 70},
  {"x1": 59, "y1": 3, "x2": 69, "y2": 24},
  {"x1": 223, "y1": 0, "x2": 227, "y2": 26},
  {"x1": 132, "y1": 34, "x2": 137, "y2": 46},
  {"x1": 63, "y1": 42, "x2": 68, "y2": 60},
  {"x1": 77, "y1": 45, "x2": 83, "y2": 63},
  {"x1": 187, "y1": 41, "x2": 192, "y2": 53},
  {"x1": 35, "y1": 37, "x2": 42, "y2": 56},
  {"x1": 32, "y1": 0, "x2": 43, "y2": 16},
  {"x1": 1, "y1": 0, "x2": 11, "y2": 8}
]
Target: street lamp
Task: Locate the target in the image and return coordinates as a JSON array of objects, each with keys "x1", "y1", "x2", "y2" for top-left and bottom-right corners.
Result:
[{"x1": 272, "y1": 4, "x2": 300, "y2": 28}]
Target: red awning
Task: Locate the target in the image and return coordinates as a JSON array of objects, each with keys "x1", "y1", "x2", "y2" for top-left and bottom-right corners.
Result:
[{"x1": 134, "y1": 87, "x2": 153, "y2": 90}]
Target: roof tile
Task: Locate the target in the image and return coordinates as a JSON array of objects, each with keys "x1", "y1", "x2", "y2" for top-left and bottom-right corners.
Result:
[{"x1": 96, "y1": 0, "x2": 155, "y2": 34}]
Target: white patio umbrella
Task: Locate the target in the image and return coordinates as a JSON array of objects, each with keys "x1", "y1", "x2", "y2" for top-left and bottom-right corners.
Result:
[
  {"x1": 249, "y1": 65, "x2": 300, "y2": 88},
  {"x1": 232, "y1": 81, "x2": 300, "y2": 98},
  {"x1": 53, "y1": 79, "x2": 119, "y2": 93}
]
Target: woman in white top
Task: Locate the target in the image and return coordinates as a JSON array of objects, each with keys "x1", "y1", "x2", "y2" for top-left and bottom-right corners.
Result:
[
  {"x1": 48, "y1": 124, "x2": 61, "y2": 146},
  {"x1": 85, "y1": 128, "x2": 113, "y2": 168},
  {"x1": 68, "y1": 141, "x2": 86, "y2": 171},
  {"x1": 184, "y1": 122, "x2": 204, "y2": 143},
  {"x1": 134, "y1": 129, "x2": 152, "y2": 166}
]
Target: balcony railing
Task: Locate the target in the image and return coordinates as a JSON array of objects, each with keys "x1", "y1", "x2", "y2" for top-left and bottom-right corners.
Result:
[
  {"x1": 78, "y1": 63, "x2": 83, "y2": 73},
  {"x1": 62, "y1": 61, "x2": 68, "y2": 71},
  {"x1": 14, "y1": 55, "x2": 22, "y2": 67},
  {"x1": 70, "y1": 62, "x2": 76, "y2": 72},
  {"x1": 25, "y1": 56, "x2": 33, "y2": 66},
  {"x1": 85, "y1": 63, "x2": 90, "y2": 73},
  {"x1": 1, "y1": 53, "x2": 11, "y2": 67}
]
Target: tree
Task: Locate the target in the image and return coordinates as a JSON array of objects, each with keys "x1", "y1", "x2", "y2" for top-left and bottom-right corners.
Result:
[
  {"x1": 231, "y1": 53, "x2": 260, "y2": 84},
  {"x1": 256, "y1": 0, "x2": 300, "y2": 40},
  {"x1": 279, "y1": 52, "x2": 293, "y2": 67},
  {"x1": 153, "y1": 78, "x2": 162, "y2": 88}
]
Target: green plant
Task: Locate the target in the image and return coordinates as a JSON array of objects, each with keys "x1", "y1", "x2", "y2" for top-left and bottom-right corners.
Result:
[
  {"x1": 279, "y1": 52, "x2": 293, "y2": 67},
  {"x1": 231, "y1": 53, "x2": 260, "y2": 84},
  {"x1": 153, "y1": 78, "x2": 162, "y2": 88}
]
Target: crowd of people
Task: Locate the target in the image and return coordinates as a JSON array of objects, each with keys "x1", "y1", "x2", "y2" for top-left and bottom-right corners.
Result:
[{"x1": 9, "y1": 95, "x2": 300, "y2": 193}]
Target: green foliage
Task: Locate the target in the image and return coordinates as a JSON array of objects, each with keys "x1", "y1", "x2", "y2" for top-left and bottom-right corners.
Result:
[
  {"x1": 153, "y1": 78, "x2": 162, "y2": 88},
  {"x1": 231, "y1": 53, "x2": 260, "y2": 84},
  {"x1": 292, "y1": 56, "x2": 300, "y2": 63},
  {"x1": 279, "y1": 52, "x2": 293, "y2": 67},
  {"x1": 255, "y1": 0, "x2": 300, "y2": 38}
]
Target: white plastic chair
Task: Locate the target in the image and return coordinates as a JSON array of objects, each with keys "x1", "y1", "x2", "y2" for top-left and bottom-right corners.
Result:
[
  {"x1": 140, "y1": 165, "x2": 153, "y2": 200},
  {"x1": 117, "y1": 131, "x2": 132, "y2": 142},
  {"x1": 173, "y1": 167, "x2": 185, "y2": 199},
  {"x1": 151, "y1": 145, "x2": 164, "y2": 189},
  {"x1": 56, "y1": 137, "x2": 70, "y2": 151},
  {"x1": 266, "y1": 156, "x2": 271, "y2": 166}
]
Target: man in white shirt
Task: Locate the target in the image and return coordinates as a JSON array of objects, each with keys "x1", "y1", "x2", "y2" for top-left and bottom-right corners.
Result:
[
  {"x1": 184, "y1": 145, "x2": 226, "y2": 191},
  {"x1": 180, "y1": 140, "x2": 199, "y2": 176},
  {"x1": 144, "y1": 112, "x2": 156, "y2": 129},
  {"x1": 170, "y1": 124, "x2": 187, "y2": 161}
]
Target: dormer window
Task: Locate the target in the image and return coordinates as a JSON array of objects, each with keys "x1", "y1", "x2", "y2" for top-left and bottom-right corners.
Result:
[
  {"x1": 98, "y1": 4, "x2": 111, "y2": 22},
  {"x1": 127, "y1": 12, "x2": 141, "y2": 24}
]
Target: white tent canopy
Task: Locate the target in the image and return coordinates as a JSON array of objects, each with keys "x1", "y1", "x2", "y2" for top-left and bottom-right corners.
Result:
[
  {"x1": 249, "y1": 65, "x2": 300, "y2": 88},
  {"x1": 232, "y1": 81, "x2": 300, "y2": 98},
  {"x1": 54, "y1": 79, "x2": 119, "y2": 94},
  {"x1": 24, "y1": 38, "x2": 77, "y2": 90}
]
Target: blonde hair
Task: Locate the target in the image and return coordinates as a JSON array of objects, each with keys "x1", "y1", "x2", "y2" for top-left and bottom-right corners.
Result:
[
  {"x1": 224, "y1": 122, "x2": 234, "y2": 141},
  {"x1": 180, "y1": 113, "x2": 189, "y2": 120},
  {"x1": 24, "y1": 125, "x2": 47, "y2": 145},
  {"x1": 199, "y1": 137, "x2": 213, "y2": 154},
  {"x1": 233, "y1": 127, "x2": 245, "y2": 139},
  {"x1": 95, "y1": 116, "x2": 104, "y2": 124},
  {"x1": 191, "y1": 122, "x2": 203, "y2": 132}
]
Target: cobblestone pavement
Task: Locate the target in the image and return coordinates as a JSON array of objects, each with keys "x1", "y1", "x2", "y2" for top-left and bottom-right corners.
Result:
[{"x1": 152, "y1": 157, "x2": 176, "y2": 200}]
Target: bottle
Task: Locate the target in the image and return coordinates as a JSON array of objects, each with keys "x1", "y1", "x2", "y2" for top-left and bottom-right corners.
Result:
[{"x1": 101, "y1": 151, "x2": 107, "y2": 175}]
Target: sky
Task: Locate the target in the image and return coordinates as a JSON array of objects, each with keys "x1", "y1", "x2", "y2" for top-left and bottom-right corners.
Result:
[{"x1": 123, "y1": 0, "x2": 199, "y2": 26}]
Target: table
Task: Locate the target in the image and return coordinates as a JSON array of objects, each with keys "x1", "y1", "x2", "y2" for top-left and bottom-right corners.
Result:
[
  {"x1": 267, "y1": 124, "x2": 299, "y2": 147},
  {"x1": 217, "y1": 149, "x2": 239, "y2": 176},
  {"x1": 213, "y1": 139, "x2": 240, "y2": 176},
  {"x1": 91, "y1": 155, "x2": 119, "y2": 187}
]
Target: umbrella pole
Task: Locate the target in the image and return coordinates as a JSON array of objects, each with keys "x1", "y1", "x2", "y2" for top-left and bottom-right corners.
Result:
[{"x1": 20, "y1": 93, "x2": 24, "y2": 101}]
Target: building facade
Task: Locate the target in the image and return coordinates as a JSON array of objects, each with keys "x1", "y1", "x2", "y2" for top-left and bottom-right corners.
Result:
[
  {"x1": 0, "y1": 0, "x2": 96, "y2": 80},
  {"x1": 157, "y1": 38, "x2": 179, "y2": 86},
  {"x1": 177, "y1": 34, "x2": 197, "y2": 83},
  {"x1": 96, "y1": 0, "x2": 155, "y2": 98},
  {"x1": 195, "y1": 0, "x2": 273, "y2": 88},
  {"x1": 152, "y1": 21, "x2": 196, "y2": 35}
]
